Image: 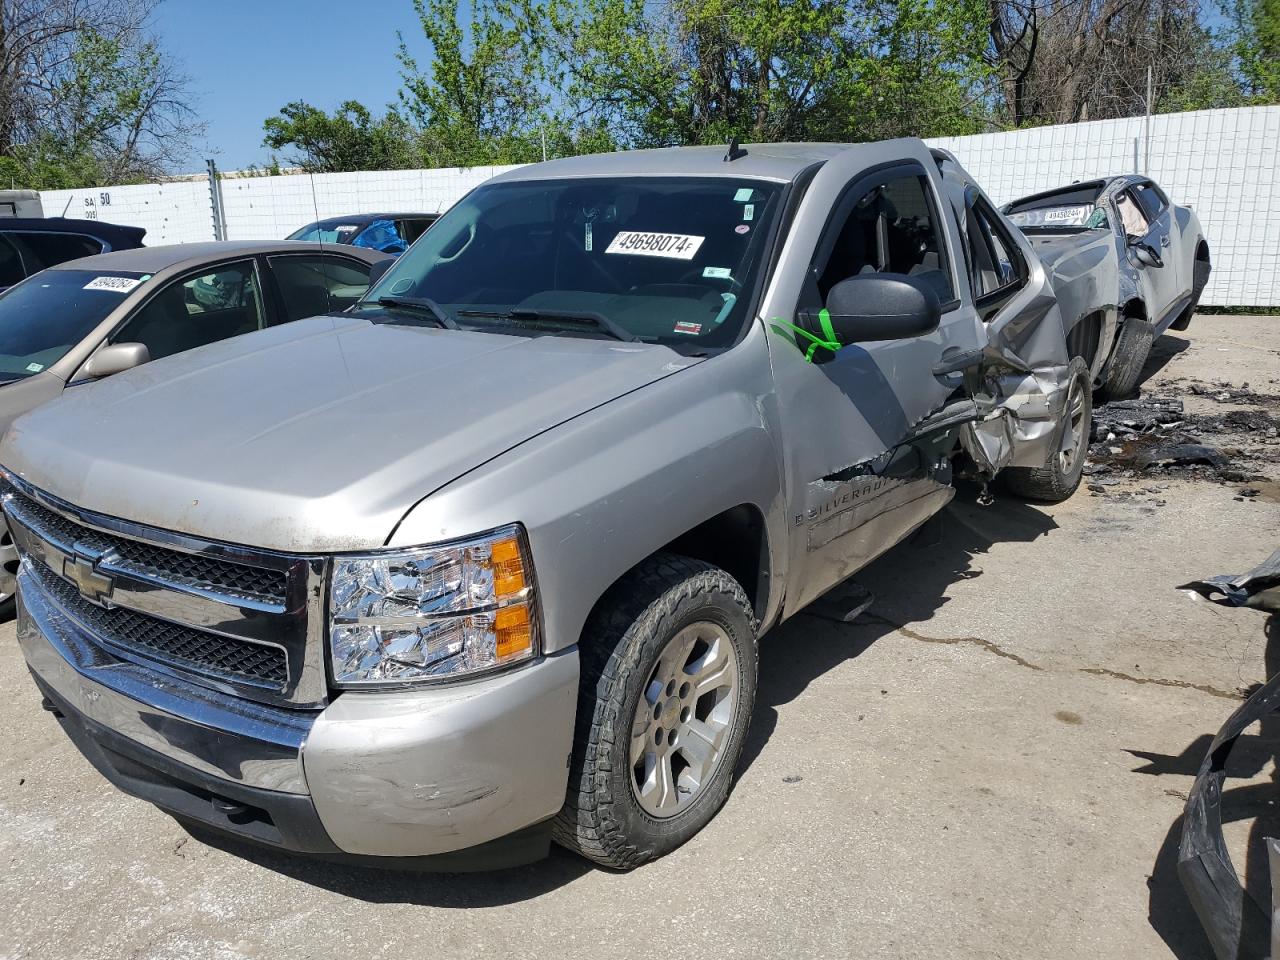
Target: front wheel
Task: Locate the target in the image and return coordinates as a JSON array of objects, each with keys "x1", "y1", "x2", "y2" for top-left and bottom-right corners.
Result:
[
  {"x1": 553, "y1": 553, "x2": 758, "y2": 870},
  {"x1": 1001, "y1": 356, "x2": 1092, "y2": 503},
  {"x1": 0, "y1": 523, "x2": 17, "y2": 621}
]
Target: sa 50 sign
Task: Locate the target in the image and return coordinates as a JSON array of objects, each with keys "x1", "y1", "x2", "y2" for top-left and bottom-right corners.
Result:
[{"x1": 81, "y1": 192, "x2": 112, "y2": 221}]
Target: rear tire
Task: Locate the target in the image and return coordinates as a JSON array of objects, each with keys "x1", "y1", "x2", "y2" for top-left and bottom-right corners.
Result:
[
  {"x1": 1171, "y1": 255, "x2": 1211, "y2": 331},
  {"x1": 1002, "y1": 357, "x2": 1092, "y2": 503},
  {"x1": 1098, "y1": 315, "x2": 1154, "y2": 400},
  {"x1": 553, "y1": 553, "x2": 758, "y2": 870}
]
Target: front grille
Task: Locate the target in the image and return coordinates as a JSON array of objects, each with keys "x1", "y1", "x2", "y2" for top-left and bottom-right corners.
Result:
[
  {"x1": 32, "y1": 559, "x2": 287, "y2": 688},
  {"x1": 7, "y1": 489, "x2": 286, "y2": 604}
]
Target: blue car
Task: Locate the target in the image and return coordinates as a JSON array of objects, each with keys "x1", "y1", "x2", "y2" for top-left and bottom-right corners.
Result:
[{"x1": 286, "y1": 213, "x2": 438, "y2": 256}]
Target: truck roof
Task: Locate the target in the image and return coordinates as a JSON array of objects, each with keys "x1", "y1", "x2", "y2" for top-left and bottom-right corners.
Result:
[{"x1": 489, "y1": 140, "x2": 926, "y2": 185}]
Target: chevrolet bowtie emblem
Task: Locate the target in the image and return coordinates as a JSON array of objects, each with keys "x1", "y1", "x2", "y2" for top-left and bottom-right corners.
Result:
[{"x1": 63, "y1": 546, "x2": 114, "y2": 607}]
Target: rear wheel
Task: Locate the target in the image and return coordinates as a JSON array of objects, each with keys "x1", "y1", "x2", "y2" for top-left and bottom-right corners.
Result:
[
  {"x1": 1002, "y1": 356, "x2": 1091, "y2": 503},
  {"x1": 1098, "y1": 315, "x2": 1154, "y2": 400},
  {"x1": 553, "y1": 553, "x2": 758, "y2": 870},
  {"x1": 1171, "y1": 254, "x2": 1211, "y2": 331}
]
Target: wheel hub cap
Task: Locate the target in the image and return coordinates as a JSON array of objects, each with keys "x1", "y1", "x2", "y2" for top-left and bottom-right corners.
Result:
[{"x1": 629, "y1": 621, "x2": 739, "y2": 819}]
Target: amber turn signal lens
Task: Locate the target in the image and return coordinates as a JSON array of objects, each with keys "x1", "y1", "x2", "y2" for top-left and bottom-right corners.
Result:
[
  {"x1": 495, "y1": 604, "x2": 533, "y2": 660},
  {"x1": 490, "y1": 536, "x2": 527, "y2": 600}
]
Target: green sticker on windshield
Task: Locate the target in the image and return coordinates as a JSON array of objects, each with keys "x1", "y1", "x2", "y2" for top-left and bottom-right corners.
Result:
[{"x1": 25, "y1": 362, "x2": 43, "y2": 373}]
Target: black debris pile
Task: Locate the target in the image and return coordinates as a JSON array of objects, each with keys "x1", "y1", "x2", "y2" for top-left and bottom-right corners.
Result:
[
  {"x1": 1091, "y1": 395, "x2": 1187, "y2": 440},
  {"x1": 1187, "y1": 380, "x2": 1280, "y2": 409},
  {"x1": 1086, "y1": 383, "x2": 1280, "y2": 495}
]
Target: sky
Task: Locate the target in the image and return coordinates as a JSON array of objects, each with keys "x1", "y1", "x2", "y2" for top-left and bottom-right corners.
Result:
[{"x1": 154, "y1": 0, "x2": 429, "y2": 173}]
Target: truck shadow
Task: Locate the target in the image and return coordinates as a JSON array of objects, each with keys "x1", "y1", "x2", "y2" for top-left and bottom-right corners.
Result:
[
  {"x1": 181, "y1": 822, "x2": 597, "y2": 905},
  {"x1": 184, "y1": 484, "x2": 1059, "y2": 906},
  {"x1": 1136, "y1": 334, "x2": 1191, "y2": 392},
  {"x1": 737, "y1": 483, "x2": 1059, "y2": 778},
  {"x1": 1137, "y1": 614, "x2": 1280, "y2": 960}
]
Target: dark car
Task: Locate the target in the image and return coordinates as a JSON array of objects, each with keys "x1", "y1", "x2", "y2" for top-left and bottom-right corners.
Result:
[
  {"x1": 286, "y1": 213, "x2": 438, "y2": 256},
  {"x1": 0, "y1": 218, "x2": 147, "y2": 293}
]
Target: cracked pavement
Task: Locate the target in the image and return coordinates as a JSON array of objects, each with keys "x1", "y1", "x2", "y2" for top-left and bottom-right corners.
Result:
[{"x1": 1, "y1": 314, "x2": 1278, "y2": 960}]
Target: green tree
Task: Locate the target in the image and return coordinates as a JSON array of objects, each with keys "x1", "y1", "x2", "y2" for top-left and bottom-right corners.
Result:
[
  {"x1": 397, "y1": 0, "x2": 586, "y2": 165},
  {"x1": 1, "y1": 2, "x2": 199, "y2": 189},
  {"x1": 819, "y1": 0, "x2": 992, "y2": 140},
  {"x1": 559, "y1": 0, "x2": 994, "y2": 145},
  {"x1": 263, "y1": 101, "x2": 419, "y2": 172},
  {"x1": 1228, "y1": 0, "x2": 1280, "y2": 100}
]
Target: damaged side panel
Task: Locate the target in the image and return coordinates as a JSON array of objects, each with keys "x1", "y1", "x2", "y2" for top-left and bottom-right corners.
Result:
[
  {"x1": 762, "y1": 143, "x2": 1102, "y2": 620},
  {"x1": 787, "y1": 432, "x2": 956, "y2": 612}
]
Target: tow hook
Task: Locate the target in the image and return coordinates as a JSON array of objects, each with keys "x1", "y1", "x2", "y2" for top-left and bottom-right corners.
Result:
[{"x1": 211, "y1": 796, "x2": 254, "y2": 824}]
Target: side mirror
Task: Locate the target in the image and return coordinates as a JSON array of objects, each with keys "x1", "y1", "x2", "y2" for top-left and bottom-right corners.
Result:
[
  {"x1": 367, "y1": 258, "x2": 394, "y2": 289},
  {"x1": 82, "y1": 342, "x2": 150, "y2": 379},
  {"x1": 1128, "y1": 238, "x2": 1163, "y2": 268},
  {"x1": 798, "y1": 273, "x2": 942, "y2": 348}
]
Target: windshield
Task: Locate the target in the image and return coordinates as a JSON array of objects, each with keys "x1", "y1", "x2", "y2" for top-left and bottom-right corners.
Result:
[
  {"x1": 354, "y1": 177, "x2": 783, "y2": 346},
  {"x1": 0, "y1": 269, "x2": 147, "y2": 380},
  {"x1": 287, "y1": 221, "x2": 362, "y2": 244},
  {"x1": 1005, "y1": 183, "x2": 1108, "y2": 231},
  {"x1": 1006, "y1": 204, "x2": 1108, "y2": 229}
]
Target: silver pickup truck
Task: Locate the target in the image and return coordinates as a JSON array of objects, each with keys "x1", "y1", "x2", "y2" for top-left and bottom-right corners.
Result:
[
  {"x1": 1004, "y1": 176, "x2": 1211, "y2": 398},
  {"x1": 3, "y1": 140, "x2": 1110, "y2": 871}
]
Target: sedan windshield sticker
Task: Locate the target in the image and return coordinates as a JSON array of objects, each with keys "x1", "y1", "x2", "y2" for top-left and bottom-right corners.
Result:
[
  {"x1": 606, "y1": 231, "x2": 704, "y2": 260},
  {"x1": 83, "y1": 276, "x2": 143, "y2": 293},
  {"x1": 673, "y1": 321, "x2": 703, "y2": 335},
  {"x1": 25, "y1": 362, "x2": 43, "y2": 373},
  {"x1": 703, "y1": 266, "x2": 732, "y2": 279}
]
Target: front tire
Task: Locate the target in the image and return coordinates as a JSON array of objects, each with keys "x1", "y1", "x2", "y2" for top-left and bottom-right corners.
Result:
[
  {"x1": 553, "y1": 553, "x2": 758, "y2": 870},
  {"x1": 1002, "y1": 356, "x2": 1092, "y2": 503},
  {"x1": 0, "y1": 523, "x2": 17, "y2": 621}
]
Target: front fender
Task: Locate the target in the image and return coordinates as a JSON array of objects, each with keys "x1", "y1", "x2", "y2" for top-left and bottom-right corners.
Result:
[{"x1": 390, "y1": 329, "x2": 787, "y2": 653}]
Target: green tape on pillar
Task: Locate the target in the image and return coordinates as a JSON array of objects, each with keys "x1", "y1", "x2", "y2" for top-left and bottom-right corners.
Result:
[{"x1": 769, "y1": 309, "x2": 840, "y2": 363}]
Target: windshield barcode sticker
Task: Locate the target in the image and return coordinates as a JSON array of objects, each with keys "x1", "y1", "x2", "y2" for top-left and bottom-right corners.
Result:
[
  {"x1": 606, "y1": 232, "x2": 704, "y2": 260},
  {"x1": 84, "y1": 276, "x2": 143, "y2": 293}
]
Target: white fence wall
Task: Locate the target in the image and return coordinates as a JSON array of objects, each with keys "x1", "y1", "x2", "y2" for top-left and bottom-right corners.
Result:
[
  {"x1": 928, "y1": 105, "x2": 1280, "y2": 308},
  {"x1": 218, "y1": 164, "x2": 523, "y2": 240},
  {"x1": 39, "y1": 179, "x2": 214, "y2": 247},
  {"x1": 39, "y1": 105, "x2": 1280, "y2": 306}
]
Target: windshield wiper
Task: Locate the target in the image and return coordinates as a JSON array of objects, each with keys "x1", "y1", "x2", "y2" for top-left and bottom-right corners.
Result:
[
  {"x1": 456, "y1": 307, "x2": 640, "y2": 343},
  {"x1": 374, "y1": 296, "x2": 459, "y2": 330}
]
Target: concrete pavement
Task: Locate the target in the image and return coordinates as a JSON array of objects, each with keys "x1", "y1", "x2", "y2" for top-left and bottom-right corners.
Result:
[{"x1": 1, "y1": 314, "x2": 1277, "y2": 960}]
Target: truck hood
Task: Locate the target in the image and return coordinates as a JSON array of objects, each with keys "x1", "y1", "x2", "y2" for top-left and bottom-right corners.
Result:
[{"x1": 0, "y1": 315, "x2": 702, "y2": 551}]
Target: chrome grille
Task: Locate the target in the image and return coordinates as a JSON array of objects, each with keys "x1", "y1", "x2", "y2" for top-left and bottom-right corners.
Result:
[
  {"x1": 31, "y1": 559, "x2": 287, "y2": 688},
  {"x1": 2, "y1": 473, "x2": 328, "y2": 708},
  {"x1": 6, "y1": 489, "x2": 286, "y2": 604}
]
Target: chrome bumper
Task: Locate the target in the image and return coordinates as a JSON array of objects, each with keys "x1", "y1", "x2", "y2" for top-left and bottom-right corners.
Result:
[
  {"x1": 19, "y1": 563, "x2": 580, "y2": 859},
  {"x1": 18, "y1": 563, "x2": 311, "y2": 793}
]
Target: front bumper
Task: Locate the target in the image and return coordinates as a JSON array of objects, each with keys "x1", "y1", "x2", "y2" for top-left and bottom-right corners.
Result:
[
  {"x1": 18, "y1": 567, "x2": 579, "y2": 868},
  {"x1": 1178, "y1": 669, "x2": 1280, "y2": 959}
]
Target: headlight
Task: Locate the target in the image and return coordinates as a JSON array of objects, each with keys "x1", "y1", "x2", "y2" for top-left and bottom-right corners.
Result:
[{"x1": 328, "y1": 524, "x2": 538, "y2": 686}]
